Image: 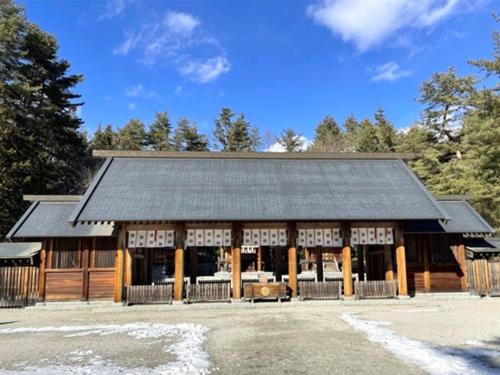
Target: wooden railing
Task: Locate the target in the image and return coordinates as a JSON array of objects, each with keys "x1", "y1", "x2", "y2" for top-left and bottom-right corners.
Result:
[
  {"x1": 186, "y1": 282, "x2": 231, "y2": 303},
  {"x1": 0, "y1": 267, "x2": 39, "y2": 308},
  {"x1": 126, "y1": 285, "x2": 173, "y2": 305},
  {"x1": 298, "y1": 281, "x2": 341, "y2": 300},
  {"x1": 354, "y1": 280, "x2": 398, "y2": 299}
]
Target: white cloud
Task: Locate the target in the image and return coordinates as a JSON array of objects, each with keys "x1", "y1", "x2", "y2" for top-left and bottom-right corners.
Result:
[
  {"x1": 371, "y1": 62, "x2": 412, "y2": 82},
  {"x1": 128, "y1": 102, "x2": 136, "y2": 110},
  {"x1": 125, "y1": 83, "x2": 156, "y2": 98},
  {"x1": 266, "y1": 136, "x2": 312, "y2": 152},
  {"x1": 99, "y1": 0, "x2": 128, "y2": 20},
  {"x1": 180, "y1": 56, "x2": 231, "y2": 83},
  {"x1": 307, "y1": 0, "x2": 460, "y2": 52},
  {"x1": 165, "y1": 12, "x2": 200, "y2": 35},
  {"x1": 113, "y1": 11, "x2": 230, "y2": 83}
]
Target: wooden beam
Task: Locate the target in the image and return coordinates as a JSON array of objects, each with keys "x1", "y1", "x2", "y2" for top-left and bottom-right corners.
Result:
[
  {"x1": 231, "y1": 223, "x2": 242, "y2": 299},
  {"x1": 38, "y1": 240, "x2": 48, "y2": 301},
  {"x1": 124, "y1": 248, "x2": 133, "y2": 287},
  {"x1": 93, "y1": 150, "x2": 417, "y2": 160},
  {"x1": 395, "y1": 225, "x2": 408, "y2": 296},
  {"x1": 287, "y1": 223, "x2": 298, "y2": 298},
  {"x1": 81, "y1": 239, "x2": 90, "y2": 301},
  {"x1": 384, "y1": 245, "x2": 394, "y2": 281},
  {"x1": 316, "y1": 248, "x2": 324, "y2": 282},
  {"x1": 114, "y1": 227, "x2": 126, "y2": 303},
  {"x1": 174, "y1": 224, "x2": 185, "y2": 301},
  {"x1": 342, "y1": 224, "x2": 353, "y2": 297},
  {"x1": 257, "y1": 246, "x2": 262, "y2": 272},
  {"x1": 23, "y1": 195, "x2": 81, "y2": 202},
  {"x1": 423, "y1": 236, "x2": 431, "y2": 292}
]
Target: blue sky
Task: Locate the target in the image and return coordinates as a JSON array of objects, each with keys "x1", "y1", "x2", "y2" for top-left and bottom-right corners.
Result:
[{"x1": 19, "y1": 0, "x2": 497, "y2": 147}]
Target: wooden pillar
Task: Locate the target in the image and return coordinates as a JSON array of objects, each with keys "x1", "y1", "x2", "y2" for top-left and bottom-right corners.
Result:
[
  {"x1": 275, "y1": 247, "x2": 283, "y2": 282},
  {"x1": 457, "y1": 238, "x2": 468, "y2": 291},
  {"x1": 81, "y1": 239, "x2": 90, "y2": 301},
  {"x1": 174, "y1": 224, "x2": 185, "y2": 302},
  {"x1": 423, "y1": 236, "x2": 431, "y2": 292},
  {"x1": 189, "y1": 246, "x2": 197, "y2": 285},
  {"x1": 342, "y1": 224, "x2": 353, "y2": 297},
  {"x1": 316, "y1": 248, "x2": 323, "y2": 282},
  {"x1": 114, "y1": 227, "x2": 126, "y2": 303},
  {"x1": 231, "y1": 223, "x2": 242, "y2": 299},
  {"x1": 384, "y1": 244, "x2": 394, "y2": 281},
  {"x1": 287, "y1": 223, "x2": 298, "y2": 298},
  {"x1": 38, "y1": 239, "x2": 48, "y2": 301},
  {"x1": 257, "y1": 246, "x2": 262, "y2": 272},
  {"x1": 395, "y1": 225, "x2": 408, "y2": 296},
  {"x1": 124, "y1": 247, "x2": 133, "y2": 287}
]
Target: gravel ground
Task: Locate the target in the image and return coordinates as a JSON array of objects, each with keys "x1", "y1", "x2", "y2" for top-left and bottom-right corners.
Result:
[{"x1": 0, "y1": 298, "x2": 498, "y2": 374}]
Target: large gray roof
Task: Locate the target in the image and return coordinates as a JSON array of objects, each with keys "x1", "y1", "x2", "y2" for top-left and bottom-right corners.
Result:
[
  {"x1": 0, "y1": 242, "x2": 41, "y2": 259},
  {"x1": 405, "y1": 200, "x2": 495, "y2": 234},
  {"x1": 70, "y1": 156, "x2": 449, "y2": 222},
  {"x1": 7, "y1": 201, "x2": 115, "y2": 239},
  {"x1": 440, "y1": 201, "x2": 494, "y2": 233}
]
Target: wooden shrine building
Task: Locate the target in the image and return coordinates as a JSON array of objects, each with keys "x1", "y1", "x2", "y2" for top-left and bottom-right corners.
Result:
[{"x1": 2, "y1": 151, "x2": 496, "y2": 303}]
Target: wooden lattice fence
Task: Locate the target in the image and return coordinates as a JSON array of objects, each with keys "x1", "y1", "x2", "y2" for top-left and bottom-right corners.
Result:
[
  {"x1": 126, "y1": 285, "x2": 173, "y2": 305},
  {"x1": 0, "y1": 267, "x2": 39, "y2": 308},
  {"x1": 354, "y1": 280, "x2": 398, "y2": 299},
  {"x1": 298, "y1": 281, "x2": 342, "y2": 300},
  {"x1": 490, "y1": 261, "x2": 500, "y2": 297},
  {"x1": 468, "y1": 260, "x2": 500, "y2": 296},
  {"x1": 186, "y1": 281, "x2": 231, "y2": 303}
]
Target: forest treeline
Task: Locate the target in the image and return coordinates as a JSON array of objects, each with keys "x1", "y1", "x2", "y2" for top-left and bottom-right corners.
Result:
[{"x1": 0, "y1": 0, "x2": 498, "y2": 239}]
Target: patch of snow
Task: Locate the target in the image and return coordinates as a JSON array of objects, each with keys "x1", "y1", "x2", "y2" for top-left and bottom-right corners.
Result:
[
  {"x1": 0, "y1": 323, "x2": 210, "y2": 374},
  {"x1": 467, "y1": 340, "x2": 486, "y2": 347},
  {"x1": 392, "y1": 308, "x2": 439, "y2": 313},
  {"x1": 341, "y1": 313, "x2": 499, "y2": 375}
]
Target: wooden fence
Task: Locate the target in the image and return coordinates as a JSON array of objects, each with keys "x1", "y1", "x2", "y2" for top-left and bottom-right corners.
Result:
[
  {"x1": 0, "y1": 267, "x2": 39, "y2": 308},
  {"x1": 186, "y1": 282, "x2": 231, "y2": 303},
  {"x1": 354, "y1": 280, "x2": 398, "y2": 299},
  {"x1": 298, "y1": 281, "x2": 342, "y2": 300},
  {"x1": 126, "y1": 285, "x2": 173, "y2": 305},
  {"x1": 468, "y1": 260, "x2": 500, "y2": 296}
]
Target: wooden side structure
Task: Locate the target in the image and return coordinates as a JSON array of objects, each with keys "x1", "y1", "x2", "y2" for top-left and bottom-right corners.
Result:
[
  {"x1": 0, "y1": 266, "x2": 39, "y2": 307},
  {"x1": 354, "y1": 280, "x2": 398, "y2": 299}
]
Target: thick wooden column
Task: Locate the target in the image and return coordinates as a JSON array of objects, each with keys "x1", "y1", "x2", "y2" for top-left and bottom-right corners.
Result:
[
  {"x1": 316, "y1": 248, "x2": 323, "y2": 282},
  {"x1": 457, "y1": 239, "x2": 468, "y2": 291},
  {"x1": 231, "y1": 223, "x2": 242, "y2": 299},
  {"x1": 189, "y1": 246, "x2": 197, "y2": 285},
  {"x1": 287, "y1": 223, "x2": 298, "y2": 298},
  {"x1": 395, "y1": 225, "x2": 408, "y2": 296},
  {"x1": 124, "y1": 247, "x2": 133, "y2": 287},
  {"x1": 38, "y1": 239, "x2": 48, "y2": 301},
  {"x1": 81, "y1": 239, "x2": 90, "y2": 301},
  {"x1": 257, "y1": 246, "x2": 262, "y2": 272},
  {"x1": 342, "y1": 224, "x2": 353, "y2": 297},
  {"x1": 384, "y1": 245, "x2": 394, "y2": 281},
  {"x1": 423, "y1": 236, "x2": 431, "y2": 292},
  {"x1": 114, "y1": 227, "x2": 126, "y2": 303},
  {"x1": 174, "y1": 224, "x2": 185, "y2": 302}
]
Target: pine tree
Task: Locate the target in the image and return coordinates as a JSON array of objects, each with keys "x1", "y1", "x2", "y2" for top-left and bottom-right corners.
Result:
[
  {"x1": 311, "y1": 115, "x2": 343, "y2": 152},
  {"x1": 148, "y1": 111, "x2": 173, "y2": 151},
  {"x1": 343, "y1": 114, "x2": 360, "y2": 152},
  {"x1": 374, "y1": 108, "x2": 397, "y2": 152},
  {"x1": 278, "y1": 128, "x2": 304, "y2": 152},
  {"x1": 0, "y1": 0, "x2": 90, "y2": 239},
  {"x1": 356, "y1": 119, "x2": 378, "y2": 152},
  {"x1": 173, "y1": 118, "x2": 209, "y2": 151},
  {"x1": 213, "y1": 107, "x2": 260, "y2": 151},
  {"x1": 116, "y1": 119, "x2": 146, "y2": 150},
  {"x1": 91, "y1": 124, "x2": 116, "y2": 150}
]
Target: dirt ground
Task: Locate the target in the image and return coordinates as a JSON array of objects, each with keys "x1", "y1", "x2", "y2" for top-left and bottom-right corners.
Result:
[{"x1": 0, "y1": 298, "x2": 498, "y2": 374}]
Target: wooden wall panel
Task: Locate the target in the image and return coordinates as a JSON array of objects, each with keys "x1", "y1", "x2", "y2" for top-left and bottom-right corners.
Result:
[
  {"x1": 88, "y1": 270, "x2": 115, "y2": 299},
  {"x1": 45, "y1": 271, "x2": 83, "y2": 301},
  {"x1": 430, "y1": 265, "x2": 463, "y2": 292},
  {"x1": 407, "y1": 265, "x2": 426, "y2": 293}
]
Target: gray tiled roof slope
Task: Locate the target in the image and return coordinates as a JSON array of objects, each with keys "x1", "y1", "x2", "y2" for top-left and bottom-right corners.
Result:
[
  {"x1": 0, "y1": 242, "x2": 41, "y2": 259},
  {"x1": 440, "y1": 201, "x2": 495, "y2": 233},
  {"x1": 7, "y1": 202, "x2": 115, "y2": 239},
  {"x1": 71, "y1": 157, "x2": 448, "y2": 222}
]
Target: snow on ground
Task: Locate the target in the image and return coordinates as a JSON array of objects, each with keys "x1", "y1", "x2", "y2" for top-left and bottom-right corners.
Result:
[
  {"x1": 0, "y1": 323, "x2": 210, "y2": 374},
  {"x1": 341, "y1": 313, "x2": 500, "y2": 375}
]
